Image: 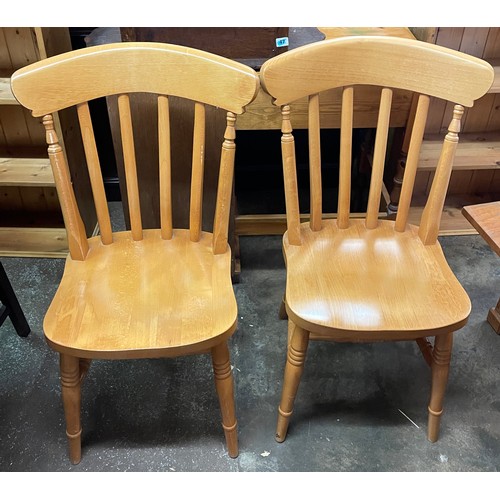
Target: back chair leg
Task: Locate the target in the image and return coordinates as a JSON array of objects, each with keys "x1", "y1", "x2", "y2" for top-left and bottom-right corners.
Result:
[
  {"x1": 211, "y1": 341, "x2": 238, "y2": 458},
  {"x1": 427, "y1": 332, "x2": 453, "y2": 442},
  {"x1": 276, "y1": 322, "x2": 310, "y2": 443},
  {"x1": 60, "y1": 354, "x2": 82, "y2": 465}
]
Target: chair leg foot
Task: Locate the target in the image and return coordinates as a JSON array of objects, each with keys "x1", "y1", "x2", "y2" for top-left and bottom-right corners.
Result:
[
  {"x1": 66, "y1": 429, "x2": 83, "y2": 465},
  {"x1": 60, "y1": 354, "x2": 82, "y2": 465},
  {"x1": 276, "y1": 406, "x2": 293, "y2": 442},
  {"x1": 427, "y1": 332, "x2": 453, "y2": 443},
  {"x1": 427, "y1": 408, "x2": 443, "y2": 443},
  {"x1": 211, "y1": 341, "x2": 238, "y2": 458},
  {"x1": 275, "y1": 322, "x2": 309, "y2": 443}
]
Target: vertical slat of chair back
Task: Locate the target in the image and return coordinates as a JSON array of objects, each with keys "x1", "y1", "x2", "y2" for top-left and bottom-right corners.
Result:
[
  {"x1": 259, "y1": 36, "x2": 493, "y2": 244},
  {"x1": 76, "y1": 102, "x2": 113, "y2": 245},
  {"x1": 117, "y1": 94, "x2": 143, "y2": 241},
  {"x1": 158, "y1": 95, "x2": 173, "y2": 240},
  {"x1": 418, "y1": 105, "x2": 464, "y2": 245},
  {"x1": 365, "y1": 87, "x2": 392, "y2": 229},
  {"x1": 308, "y1": 94, "x2": 322, "y2": 231},
  {"x1": 213, "y1": 112, "x2": 237, "y2": 254},
  {"x1": 190, "y1": 102, "x2": 206, "y2": 242},
  {"x1": 281, "y1": 105, "x2": 301, "y2": 245},
  {"x1": 10, "y1": 42, "x2": 260, "y2": 258},
  {"x1": 42, "y1": 114, "x2": 89, "y2": 260},
  {"x1": 337, "y1": 86, "x2": 354, "y2": 229},
  {"x1": 395, "y1": 94, "x2": 430, "y2": 232}
]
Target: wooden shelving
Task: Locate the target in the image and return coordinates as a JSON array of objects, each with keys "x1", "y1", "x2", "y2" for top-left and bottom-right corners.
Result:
[
  {"x1": 418, "y1": 133, "x2": 500, "y2": 171},
  {"x1": 0, "y1": 77, "x2": 17, "y2": 104},
  {"x1": 0, "y1": 158, "x2": 54, "y2": 186},
  {"x1": 0, "y1": 227, "x2": 68, "y2": 257},
  {"x1": 0, "y1": 27, "x2": 96, "y2": 258},
  {"x1": 406, "y1": 28, "x2": 500, "y2": 235}
]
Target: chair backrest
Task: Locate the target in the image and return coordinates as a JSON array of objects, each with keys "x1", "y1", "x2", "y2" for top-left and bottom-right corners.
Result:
[
  {"x1": 259, "y1": 36, "x2": 494, "y2": 245},
  {"x1": 11, "y1": 42, "x2": 260, "y2": 259}
]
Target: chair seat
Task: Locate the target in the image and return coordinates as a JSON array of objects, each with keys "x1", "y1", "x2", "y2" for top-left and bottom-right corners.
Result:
[
  {"x1": 43, "y1": 229, "x2": 237, "y2": 359},
  {"x1": 284, "y1": 220, "x2": 471, "y2": 341}
]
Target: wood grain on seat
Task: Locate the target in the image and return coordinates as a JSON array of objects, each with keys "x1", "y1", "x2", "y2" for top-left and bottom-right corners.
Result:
[{"x1": 44, "y1": 229, "x2": 237, "y2": 359}]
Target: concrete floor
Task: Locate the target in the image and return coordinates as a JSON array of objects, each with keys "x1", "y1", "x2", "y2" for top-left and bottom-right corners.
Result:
[{"x1": 1, "y1": 206, "x2": 499, "y2": 474}]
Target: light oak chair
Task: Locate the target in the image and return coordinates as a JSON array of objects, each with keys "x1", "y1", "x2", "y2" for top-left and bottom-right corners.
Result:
[
  {"x1": 259, "y1": 36, "x2": 494, "y2": 444},
  {"x1": 11, "y1": 42, "x2": 259, "y2": 464}
]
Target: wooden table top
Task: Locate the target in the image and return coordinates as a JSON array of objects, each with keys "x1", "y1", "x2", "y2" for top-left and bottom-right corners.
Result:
[{"x1": 462, "y1": 201, "x2": 500, "y2": 257}]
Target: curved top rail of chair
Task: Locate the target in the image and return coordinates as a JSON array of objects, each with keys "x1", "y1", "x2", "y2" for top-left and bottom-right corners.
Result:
[
  {"x1": 260, "y1": 35, "x2": 494, "y2": 107},
  {"x1": 10, "y1": 42, "x2": 260, "y2": 116}
]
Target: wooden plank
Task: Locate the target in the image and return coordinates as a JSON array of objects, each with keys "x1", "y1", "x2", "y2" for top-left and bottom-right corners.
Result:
[
  {"x1": 0, "y1": 77, "x2": 18, "y2": 105},
  {"x1": 448, "y1": 170, "x2": 474, "y2": 195},
  {"x1": 0, "y1": 106, "x2": 32, "y2": 146},
  {"x1": 418, "y1": 133, "x2": 500, "y2": 171},
  {"x1": 3, "y1": 27, "x2": 39, "y2": 69},
  {"x1": 468, "y1": 170, "x2": 496, "y2": 194},
  {"x1": 0, "y1": 186, "x2": 23, "y2": 211},
  {"x1": 0, "y1": 226, "x2": 68, "y2": 257},
  {"x1": 0, "y1": 29, "x2": 13, "y2": 67},
  {"x1": 2, "y1": 28, "x2": 43, "y2": 149},
  {"x1": 483, "y1": 28, "x2": 500, "y2": 58},
  {"x1": 0, "y1": 157, "x2": 53, "y2": 186},
  {"x1": 463, "y1": 94, "x2": 497, "y2": 133}
]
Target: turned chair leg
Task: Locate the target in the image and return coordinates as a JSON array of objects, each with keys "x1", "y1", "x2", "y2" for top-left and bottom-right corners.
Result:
[
  {"x1": 211, "y1": 341, "x2": 238, "y2": 458},
  {"x1": 428, "y1": 332, "x2": 453, "y2": 442},
  {"x1": 60, "y1": 354, "x2": 82, "y2": 465},
  {"x1": 276, "y1": 322, "x2": 310, "y2": 443}
]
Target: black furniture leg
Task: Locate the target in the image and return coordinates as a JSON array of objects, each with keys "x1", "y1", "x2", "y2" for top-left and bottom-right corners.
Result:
[{"x1": 0, "y1": 262, "x2": 30, "y2": 337}]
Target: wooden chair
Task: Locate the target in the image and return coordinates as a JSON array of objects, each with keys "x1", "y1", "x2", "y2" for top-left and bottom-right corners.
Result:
[
  {"x1": 11, "y1": 42, "x2": 259, "y2": 464},
  {"x1": 259, "y1": 36, "x2": 494, "y2": 444}
]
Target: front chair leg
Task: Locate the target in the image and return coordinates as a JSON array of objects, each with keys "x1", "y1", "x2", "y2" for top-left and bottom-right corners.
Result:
[
  {"x1": 276, "y1": 322, "x2": 310, "y2": 443},
  {"x1": 428, "y1": 332, "x2": 453, "y2": 442},
  {"x1": 211, "y1": 341, "x2": 238, "y2": 458},
  {"x1": 60, "y1": 354, "x2": 82, "y2": 465}
]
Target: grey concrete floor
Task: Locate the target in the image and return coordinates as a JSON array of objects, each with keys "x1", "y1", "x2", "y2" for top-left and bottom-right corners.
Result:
[{"x1": 1, "y1": 205, "x2": 499, "y2": 475}]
